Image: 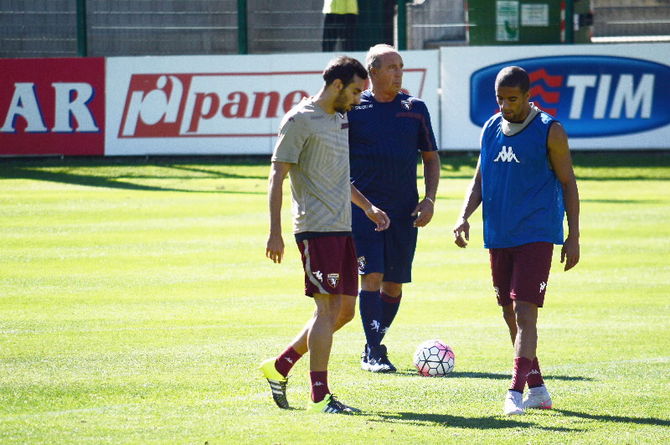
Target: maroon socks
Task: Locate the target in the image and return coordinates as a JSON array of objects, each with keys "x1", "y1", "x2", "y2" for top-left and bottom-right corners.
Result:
[
  {"x1": 510, "y1": 356, "x2": 533, "y2": 393},
  {"x1": 527, "y1": 357, "x2": 545, "y2": 388},
  {"x1": 310, "y1": 371, "x2": 330, "y2": 403},
  {"x1": 275, "y1": 346, "x2": 302, "y2": 378}
]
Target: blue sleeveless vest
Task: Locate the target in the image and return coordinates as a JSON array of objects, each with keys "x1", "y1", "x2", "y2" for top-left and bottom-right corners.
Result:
[{"x1": 480, "y1": 111, "x2": 565, "y2": 249}]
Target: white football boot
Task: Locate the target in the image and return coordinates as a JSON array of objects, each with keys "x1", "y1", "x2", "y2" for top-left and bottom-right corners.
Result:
[
  {"x1": 523, "y1": 384, "x2": 553, "y2": 409},
  {"x1": 503, "y1": 390, "x2": 525, "y2": 415}
]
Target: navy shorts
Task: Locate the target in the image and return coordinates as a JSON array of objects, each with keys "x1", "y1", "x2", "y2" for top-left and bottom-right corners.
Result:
[
  {"x1": 296, "y1": 234, "x2": 358, "y2": 298},
  {"x1": 489, "y1": 241, "x2": 554, "y2": 308},
  {"x1": 351, "y1": 206, "x2": 418, "y2": 283}
]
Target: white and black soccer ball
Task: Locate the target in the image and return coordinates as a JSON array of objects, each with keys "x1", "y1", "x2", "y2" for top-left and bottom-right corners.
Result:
[{"x1": 413, "y1": 339, "x2": 455, "y2": 377}]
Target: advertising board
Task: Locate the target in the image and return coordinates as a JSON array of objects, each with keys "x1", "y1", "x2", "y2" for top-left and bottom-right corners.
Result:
[
  {"x1": 441, "y1": 44, "x2": 670, "y2": 150},
  {"x1": 106, "y1": 51, "x2": 439, "y2": 155},
  {"x1": 0, "y1": 58, "x2": 105, "y2": 156}
]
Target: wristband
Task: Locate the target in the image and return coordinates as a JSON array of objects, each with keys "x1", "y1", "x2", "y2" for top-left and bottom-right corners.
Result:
[{"x1": 424, "y1": 197, "x2": 435, "y2": 204}]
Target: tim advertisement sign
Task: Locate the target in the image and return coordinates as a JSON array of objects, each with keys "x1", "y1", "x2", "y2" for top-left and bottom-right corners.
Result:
[
  {"x1": 470, "y1": 56, "x2": 670, "y2": 138},
  {"x1": 440, "y1": 44, "x2": 670, "y2": 150}
]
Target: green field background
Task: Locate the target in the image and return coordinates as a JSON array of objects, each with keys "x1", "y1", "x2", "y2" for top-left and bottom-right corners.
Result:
[{"x1": 1, "y1": 153, "x2": 669, "y2": 444}]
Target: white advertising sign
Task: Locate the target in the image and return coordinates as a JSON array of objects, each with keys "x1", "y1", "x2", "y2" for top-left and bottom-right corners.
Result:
[
  {"x1": 496, "y1": 1, "x2": 520, "y2": 42},
  {"x1": 440, "y1": 44, "x2": 670, "y2": 150},
  {"x1": 521, "y1": 4, "x2": 549, "y2": 27},
  {"x1": 106, "y1": 51, "x2": 439, "y2": 155}
]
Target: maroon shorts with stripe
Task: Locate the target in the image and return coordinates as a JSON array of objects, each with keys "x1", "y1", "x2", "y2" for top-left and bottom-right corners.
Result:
[
  {"x1": 297, "y1": 235, "x2": 358, "y2": 298},
  {"x1": 489, "y1": 242, "x2": 554, "y2": 308}
]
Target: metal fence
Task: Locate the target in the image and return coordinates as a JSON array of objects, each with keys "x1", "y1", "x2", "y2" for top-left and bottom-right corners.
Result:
[
  {"x1": 592, "y1": 0, "x2": 670, "y2": 42},
  {"x1": 1, "y1": 1, "x2": 670, "y2": 58}
]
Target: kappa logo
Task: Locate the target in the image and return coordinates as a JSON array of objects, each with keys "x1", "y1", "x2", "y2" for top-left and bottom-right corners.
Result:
[
  {"x1": 401, "y1": 99, "x2": 412, "y2": 111},
  {"x1": 312, "y1": 270, "x2": 323, "y2": 282},
  {"x1": 493, "y1": 286, "x2": 500, "y2": 298},
  {"x1": 370, "y1": 320, "x2": 381, "y2": 332},
  {"x1": 493, "y1": 145, "x2": 520, "y2": 163},
  {"x1": 539, "y1": 281, "x2": 547, "y2": 292},
  {"x1": 327, "y1": 273, "x2": 340, "y2": 288}
]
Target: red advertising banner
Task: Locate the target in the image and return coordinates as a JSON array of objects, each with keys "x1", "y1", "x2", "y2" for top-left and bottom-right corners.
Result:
[{"x1": 0, "y1": 58, "x2": 105, "y2": 156}]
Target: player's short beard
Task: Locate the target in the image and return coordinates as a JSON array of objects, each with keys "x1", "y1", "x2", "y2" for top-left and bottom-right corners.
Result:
[{"x1": 333, "y1": 89, "x2": 350, "y2": 114}]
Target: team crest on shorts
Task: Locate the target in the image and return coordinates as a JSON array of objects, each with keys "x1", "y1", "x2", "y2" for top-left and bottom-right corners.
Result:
[
  {"x1": 357, "y1": 256, "x2": 366, "y2": 272},
  {"x1": 327, "y1": 273, "x2": 340, "y2": 288}
]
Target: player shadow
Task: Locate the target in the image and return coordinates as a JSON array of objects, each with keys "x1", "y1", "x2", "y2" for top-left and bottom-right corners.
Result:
[
  {"x1": 364, "y1": 411, "x2": 580, "y2": 432},
  {"x1": 392, "y1": 369, "x2": 593, "y2": 382},
  {"x1": 555, "y1": 409, "x2": 670, "y2": 427}
]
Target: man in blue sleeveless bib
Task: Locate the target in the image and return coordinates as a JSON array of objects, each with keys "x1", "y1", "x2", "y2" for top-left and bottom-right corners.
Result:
[
  {"x1": 348, "y1": 44, "x2": 440, "y2": 373},
  {"x1": 453, "y1": 66, "x2": 580, "y2": 415}
]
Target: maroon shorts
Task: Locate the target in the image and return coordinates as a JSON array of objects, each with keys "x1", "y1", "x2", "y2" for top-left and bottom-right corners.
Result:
[
  {"x1": 489, "y1": 242, "x2": 554, "y2": 308},
  {"x1": 296, "y1": 235, "x2": 358, "y2": 298}
]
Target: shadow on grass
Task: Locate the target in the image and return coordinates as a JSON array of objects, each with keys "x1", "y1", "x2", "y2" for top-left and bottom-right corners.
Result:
[
  {"x1": 392, "y1": 369, "x2": 593, "y2": 382},
  {"x1": 168, "y1": 164, "x2": 267, "y2": 180},
  {"x1": 0, "y1": 165, "x2": 266, "y2": 194},
  {"x1": 555, "y1": 409, "x2": 670, "y2": 427},
  {"x1": 439, "y1": 151, "x2": 670, "y2": 181},
  {"x1": 365, "y1": 411, "x2": 580, "y2": 432},
  {"x1": 3, "y1": 152, "x2": 669, "y2": 190},
  {"x1": 581, "y1": 198, "x2": 666, "y2": 204}
]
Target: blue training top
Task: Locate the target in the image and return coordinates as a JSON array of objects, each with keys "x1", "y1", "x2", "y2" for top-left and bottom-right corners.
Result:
[
  {"x1": 348, "y1": 90, "x2": 437, "y2": 218},
  {"x1": 480, "y1": 109, "x2": 565, "y2": 249}
]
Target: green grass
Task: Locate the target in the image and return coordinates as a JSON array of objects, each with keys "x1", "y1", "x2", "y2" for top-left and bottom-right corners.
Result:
[{"x1": 1, "y1": 152, "x2": 669, "y2": 444}]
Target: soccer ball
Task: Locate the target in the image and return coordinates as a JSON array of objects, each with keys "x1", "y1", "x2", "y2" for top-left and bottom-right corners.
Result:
[{"x1": 413, "y1": 339, "x2": 455, "y2": 377}]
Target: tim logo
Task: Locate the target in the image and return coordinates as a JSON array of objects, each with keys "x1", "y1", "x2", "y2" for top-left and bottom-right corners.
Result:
[
  {"x1": 493, "y1": 145, "x2": 520, "y2": 163},
  {"x1": 470, "y1": 56, "x2": 670, "y2": 137},
  {"x1": 119, "y1": 73, "x2": 310, "y2": 138}
]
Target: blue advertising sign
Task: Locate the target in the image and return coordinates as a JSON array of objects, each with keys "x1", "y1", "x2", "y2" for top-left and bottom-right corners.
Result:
[{"x1": 470, "y1": 56, "x2": 670, "y2": 138}]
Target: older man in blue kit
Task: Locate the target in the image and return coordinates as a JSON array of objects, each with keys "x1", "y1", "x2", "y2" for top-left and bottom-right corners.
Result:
[{"x1": 348, "y1": 44, "x2": 441, "y2": 373}]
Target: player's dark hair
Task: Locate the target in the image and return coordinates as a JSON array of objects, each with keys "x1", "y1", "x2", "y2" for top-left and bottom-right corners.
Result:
[
  {"x1": 495, "y1": 66, "x2": 530, "y2": 93},
  {"x1": 322, "y1": 56, "x2": 368, "y2": 87}
]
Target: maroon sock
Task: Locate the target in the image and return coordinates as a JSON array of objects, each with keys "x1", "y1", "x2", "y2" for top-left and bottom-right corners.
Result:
[
  {"x1": 510, "y1": 357, "x2": 533, "y2": 393},
  {"x1": 275, "y1": 346, "x2": 302, "y2": 378},
  {"x1": 527, "y1": 357, "x2": 545, "y2": 388},
  {"x1": 310, "y1": 371, "x2": 330, "y2": 403}
]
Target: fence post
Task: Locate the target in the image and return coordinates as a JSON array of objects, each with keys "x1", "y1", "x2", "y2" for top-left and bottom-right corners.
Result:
[
  {"x1": 397, "y1": 0, "x2": 407, "y2": 50},
  {"x1": 238, "y1": 0, "x2": 248, "y2": 54},
  {"x1": 76, "y1": 0, "x2": 88, "y2": 56},
  {"x1": 565, "y1": 0, "x2": 574, "y2": 44}
]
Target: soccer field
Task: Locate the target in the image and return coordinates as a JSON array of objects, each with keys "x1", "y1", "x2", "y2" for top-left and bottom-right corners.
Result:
[{"x1": 1, "y1": 153, "x2": 669, "y2": 444}]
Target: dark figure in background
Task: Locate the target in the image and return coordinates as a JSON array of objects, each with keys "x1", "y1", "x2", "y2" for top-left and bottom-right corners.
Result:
[{"x1": 322, "y1": 0, "x2": 359, "y2": 51}]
